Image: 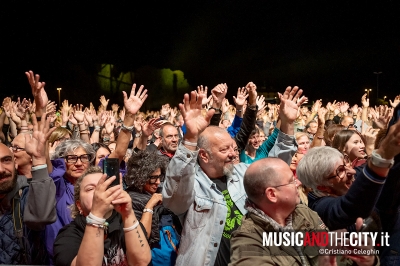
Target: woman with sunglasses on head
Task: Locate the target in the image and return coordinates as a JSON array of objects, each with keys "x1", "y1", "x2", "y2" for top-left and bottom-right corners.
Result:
[
  {"x1": 125, "y1": 150, "x2": 181, "y2": 266},
  {"x1": 296, "y1": 117, "x2": 400, "y2": 232}
]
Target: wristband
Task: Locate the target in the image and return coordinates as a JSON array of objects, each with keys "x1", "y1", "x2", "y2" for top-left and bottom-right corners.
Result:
[
  {"x1": 123, "y1": 220, "x2": 140, "y2": 232},
  {"x1": 88, "y1": 212, "x2": 106, "y2": 223},
  {"x1": 370, "y1": 150, "x2": 394, "y2": 168},
  {"x1": 78, "y1": 121, "x2": 85, "y2": 125},
  {"x1": 143, "y1": 208, "x2": 154, "y2": 214},
  {"x1": 236, "y1": 109, "x2": 243, "y2": 112},
  {"x1": 121, "y1": 123, "x2": 134, "y2": 132},
  {"x1": 182, "y1": 140, "x2": 197, "y2": 147}
]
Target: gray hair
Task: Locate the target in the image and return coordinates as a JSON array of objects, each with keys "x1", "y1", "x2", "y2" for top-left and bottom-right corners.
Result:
[
  {"x1": 52, "y1": 139, "x2": 95, "y2": 162},
  {"x1": 296, "y1": 146, "x2": 343, "y2": 191}
]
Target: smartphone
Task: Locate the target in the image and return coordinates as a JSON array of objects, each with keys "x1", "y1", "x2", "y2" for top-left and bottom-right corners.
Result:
[{"x1": 103, "y1": 158, "x2": 120, "y2": 188}]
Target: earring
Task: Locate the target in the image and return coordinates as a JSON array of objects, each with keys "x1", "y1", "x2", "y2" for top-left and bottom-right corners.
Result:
[{"x1": 79, "y1": 210, "x2": 82, "y2": 215}]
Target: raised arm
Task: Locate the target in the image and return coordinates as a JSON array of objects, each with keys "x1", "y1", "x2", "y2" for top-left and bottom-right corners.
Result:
[
  {"x1": 25, "y1": 70, "x2": 48, "y2": 118},
  {"x1": 109, "y1": 84, "x2": 147, "y2": 162},
  {"x1": 23, "y1": 113, "x2": 57, "y2": 230},
  {"x1": 162, "y1": 91, "x2": 214, "y2": 215}
]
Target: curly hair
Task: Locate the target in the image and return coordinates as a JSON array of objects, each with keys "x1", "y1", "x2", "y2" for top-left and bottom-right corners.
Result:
[{"x1": 125, "y1": 150, "x2": 169, "y2": 192}]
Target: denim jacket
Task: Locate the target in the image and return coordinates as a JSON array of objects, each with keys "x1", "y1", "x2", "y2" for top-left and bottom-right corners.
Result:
[{"x1": 162, "y1": 144, "x2": 248, "y2": 266}]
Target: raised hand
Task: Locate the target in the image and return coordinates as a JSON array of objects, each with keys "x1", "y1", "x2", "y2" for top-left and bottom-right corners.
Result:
[
  {"x1": 68, "y1": 114, "x2": 78, "y2": 126},
  {"x1": 84, "y1": 108, "x2": 94, "y2": 126},
  {"x1": 46, "y1": 101, "x2": 57, "y2": 114},
  {"x1": 119, "y1": 108, "x2": 125, "y2": 121},
  {"x1": 160, "y1": 104, "x2": 171, "y2": 116},
  {"x1": 111, "y1": 104, "x2": 119, "y2": 113},
  {"x1": 361, "y1": 93, "x2": 369, "y2": 108},
  {"x1": 245, "y1": 82, "x2": 257, "y2": 106},
  {"x1": 122, "y1": 84, "x2": 148, "y2": 115},
  {"x1": 25, "y1": 70, "x2": 48, "y2": 112},
  {"x1": 233, "y1": 87, "x2": 248, "y2": 108},
  {"x1": 311, "y1": 99, "x2": 322, "y2": 113},
  {"x1": 91, "y1": 174, "x2": 122, "y2": 218},
  {"x1": 221, "y1": 98, "x2": 230, "y2": 114},
  {"x1": 317, "y1": 107, "x2": 327, "y2": 125},
  {"x1": 351, "y1": 104, "x2": 359, "y2": 115},
  {"x1": 339, "y1": 101, "x2": 349, "y2": 113},
  {"x1": 197, "y1": 85, "x2": 212, "y2": 106},
  {"x1": 278, "y1": 86, "x2": 307, "y2": 124},
  {"x1": 211, "y1": 83, "x2": 228, "y2": 108},
  {"x1": 389, "y1": 95, "x2": 400, "y2": 108},
  {"x1": 256, "y1": 95, "x2": 266, "y2": 112},
  {"x1": 141, "y1": 117, "x2": 164, "y2": 137},
  {"x1": 180, "y1": 91, "x2": 215, "y2": 141},
  {"x1": 25, "y1": 113, "x2": 56, "y2": 166},
  {"x1": 99, "y1": 95, "x2": 109, "y2": 110},
  {"x1": 72, "y1": 104, "x2": 85, "y2": 123}
]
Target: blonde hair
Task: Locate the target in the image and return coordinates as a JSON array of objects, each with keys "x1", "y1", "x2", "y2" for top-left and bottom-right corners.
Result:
[{"x1": 49, "y1": 127, "x2": 72, "y2": 145}]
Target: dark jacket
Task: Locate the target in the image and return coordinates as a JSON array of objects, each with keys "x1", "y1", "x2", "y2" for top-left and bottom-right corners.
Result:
[
  {"x1": 229, "y1": 204, "x2": 348, "y2": 266},
  {"x1": 128, "y1": 188, "x2": 181, "y2": 246},
  {"x1": 0, "y1": 167, "x2": 56, "y2": 265},
  {"x1": 308, "y1": 165, "x2": 386, "y2": 231}
]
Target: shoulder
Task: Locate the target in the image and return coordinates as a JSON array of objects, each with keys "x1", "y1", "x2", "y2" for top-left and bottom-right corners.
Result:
[{"x1": 294, "y1": 204, "x2": 327, "y2": 230}]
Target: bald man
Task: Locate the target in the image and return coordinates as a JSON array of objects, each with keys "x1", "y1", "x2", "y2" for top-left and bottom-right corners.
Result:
[
  {"x1": 163, "y1": 85, "x2": 305, "y2": 266},
  {"x1": 230, "y1": 158, "x2": 376, "y2": 266},
  {"x1": 0, "y1": 137, "x2": 56, "y2": 264}
]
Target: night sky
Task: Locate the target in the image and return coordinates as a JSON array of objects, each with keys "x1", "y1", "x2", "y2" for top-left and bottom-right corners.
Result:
[{"x1": 1, "y1": 1, "x2": 399, "y2": 106}]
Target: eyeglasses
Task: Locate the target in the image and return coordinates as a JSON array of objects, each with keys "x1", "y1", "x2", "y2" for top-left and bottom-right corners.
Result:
[
  {"x1": 148, "y1": 174, "x2": 165, "y2": 184},
  {"x1": 271, "y1": 176, "x2": 298, "y2": 188},
  {"x1": 346, "y1": 124, "x2": 357, "y2": 130},
  {"x1": 326, "y1": 155, "x2": 352, "y2": 180},
  {"x1": 10, "y1": 145, "x2": 25, "y2": 152},
  {"x1": 64, "y1": 154, "x2": 92, "y2": 164}
]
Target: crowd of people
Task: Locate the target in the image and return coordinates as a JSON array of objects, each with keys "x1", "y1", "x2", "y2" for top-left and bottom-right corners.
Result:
[{"x1": 0, "y1": 70, "x2": 399, "y2": 265}]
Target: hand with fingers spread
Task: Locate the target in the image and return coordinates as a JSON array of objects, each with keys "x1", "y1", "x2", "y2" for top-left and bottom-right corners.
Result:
[
  {"x1": 84, "y1": 108, "x2": 94, "y2": 127},
  {"x1": 339, "y1": 101, "x2": 349, "y2": 114},
  {"x1": 361, "y1": 122, "x2": 379, "y2": 156},
  {"x1": 233, "y1": 87, "x2": 248, "y2": 109},
  {"x1": 160, "y1": 104, "x2": 171, "y2": 117},
  {"x1": 25, "y1": 113, "x2": 57, "y2": 166},
  {"x1": 141, "y1": 118, "x2": 164, "y2": 137},
  {"x1": 311, "y1": 99, "x2": 322, "y2": 113},
  {"x1": 123, "y1": 84, "x2": 148, "y2": 115},
  {"x1": 278, "y1": 86, "x2": 307, "y2": 135},
  {"x1": 180, "y1": 91, "x2": 215, "y2": 144},
  {"x1": 351, "y1": 104, "x2": 359, "y2": 115},
  {"x1": 119, "y1": 108, "x2": 125, "y2": 121},
  {"x1": 221, "y1": 98, "x2": 230, "y2": 114},
  {"x1": 73, "y1": 104, "x2": 85, "y2": 123},
  {"x1": 256, "y1": 95, "x2": 266, "y2": 114},
  {"x1": 197, "y1": 85, "x2": 212, "y2": 106},
  {"x1": 68, "y1": 114, "x2": 78, "y2": 126}
]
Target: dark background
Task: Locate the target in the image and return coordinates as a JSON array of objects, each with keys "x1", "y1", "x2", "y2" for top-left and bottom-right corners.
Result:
[{"x1": 1, "y1": 1, "x2": 399, "y2": 107}]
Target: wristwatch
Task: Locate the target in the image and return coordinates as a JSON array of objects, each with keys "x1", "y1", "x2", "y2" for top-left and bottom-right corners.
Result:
[{"x1": 370, "y1": 150, "x2": 394, "y2": 168}]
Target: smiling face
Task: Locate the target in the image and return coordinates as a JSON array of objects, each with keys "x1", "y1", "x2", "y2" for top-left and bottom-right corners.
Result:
[
  {"x1": 343, "y1": 133, "x2": 365, "y2": 162},
  {"x1": 199, "y1": 130, "x2": 236, "y2": 178},
  {"x1": 143, "y1": 168, "x2": 161, "y2": 194},
  {"x1": 11, "y1": 134, "x2": 31, "y2": 169},
  {"x1": 64, "y1": 147, "x2": 91, "y2": 184},
  {"x1": 326, "y1": 157, "x2": 356, "y2": 196},
  {"x1": 248, "y1": 133, "x2": 261, "y2": 150},
  {"x1": 290, "y1": 152, "x2": 305, "y2": 171}
]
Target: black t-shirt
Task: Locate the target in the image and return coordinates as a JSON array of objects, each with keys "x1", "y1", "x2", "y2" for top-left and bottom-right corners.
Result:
[{"x1": 211, "y1": 176, "x2": 243, "y2": 266}]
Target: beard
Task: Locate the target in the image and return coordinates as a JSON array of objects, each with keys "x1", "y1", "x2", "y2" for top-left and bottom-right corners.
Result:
[
  {"x1": 0, "y1": 170, "x2": 17, "y2": 195},
  {"x1": 223, "y1": 163, "x2": 234, "y2": 177}
]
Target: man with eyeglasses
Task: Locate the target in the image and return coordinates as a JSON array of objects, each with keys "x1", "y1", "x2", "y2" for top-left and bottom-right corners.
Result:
[
  {"x1": 230, "y1": 157, "x2": 375, "y2": 266},
  {"x1": 163, "y1": 85, "x2": 305, "y2": 266},
  {"x1": 0, "y1": 114, "x2": 56, "y2": 265}
]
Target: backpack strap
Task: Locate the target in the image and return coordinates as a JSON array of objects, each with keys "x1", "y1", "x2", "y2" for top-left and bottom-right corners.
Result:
[
  {"x1": 164, "y1": 229, "x2": 177, "y2": 253},
  {"x1": 12, "y1": 189, "x2": 28, "y2": 264}
]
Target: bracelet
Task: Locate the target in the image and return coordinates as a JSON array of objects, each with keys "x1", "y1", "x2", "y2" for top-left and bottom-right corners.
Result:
[
  {"x1": 182, "y1": 140, "x2": 197, "y2": 147},
  {"x1": 80, "y1": 130, "x2": 89, "y2": 134},
  {"x1": 94, "y1": 126, "x2": 101, "y2": 132},
  {"x1": 88, "y1": 212, "x2": 106, "y2": 223},
  {"x1": 236, "y1": 109, "x2": 243, "y2": 112},
  {"x1": 61, "y1": 125, "x2": 67, "y2": 128},
  {"x1": 248, "y1": 105, "x2": 257, "y2": 111},
  {"x1": 135, "y1": 132, "x2": 142, "y2": 138},
  {"x1": 123, "y1": 220, "x2": 139, "y2": 232},
  {"x1": 143, "y1": 208, "x2": 154, "y2": 214},
  {"x1": 77, "y1": 121, "x2": 85, "y2": 125},
  {"x1": 86, "y1": 222, "x2": 109, "y2": 234},
  {"x1": 121, "y1": 123, "x2": 134, "y2": 132}
]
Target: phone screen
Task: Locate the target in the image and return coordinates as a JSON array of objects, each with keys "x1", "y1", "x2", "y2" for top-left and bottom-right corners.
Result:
[{"x1": 103, "y1": 158, "x2": 120, "y2": 188}]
